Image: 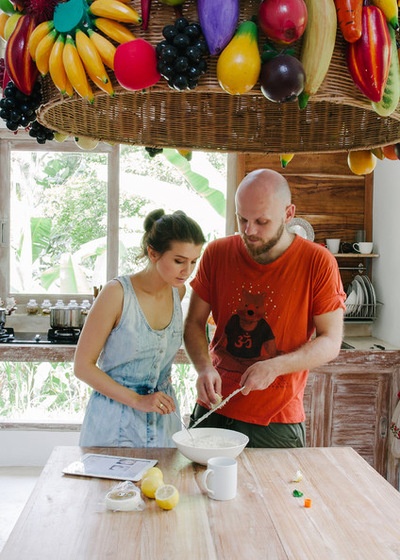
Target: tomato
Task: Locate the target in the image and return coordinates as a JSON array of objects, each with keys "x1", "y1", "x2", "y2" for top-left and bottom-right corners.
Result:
[
  {"x1": 258, "y1": 0, "x2": 308, "y2": 45},
  {"x1": 114, "y1": 39, "x2": 160, "y2": 91},
  {"x1": 382, "y1": 144, "x2": 400, "y2": 160}
]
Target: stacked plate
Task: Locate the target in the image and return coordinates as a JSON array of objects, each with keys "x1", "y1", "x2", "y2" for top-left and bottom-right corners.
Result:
[{"x1": 344, "y1": 275, "x2": 377, "y2": 320}]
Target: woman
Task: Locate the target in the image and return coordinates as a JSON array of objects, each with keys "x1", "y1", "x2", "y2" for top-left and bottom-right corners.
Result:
[{"x1": 74, "y1": 209, "x2": 205, "y2": 447}]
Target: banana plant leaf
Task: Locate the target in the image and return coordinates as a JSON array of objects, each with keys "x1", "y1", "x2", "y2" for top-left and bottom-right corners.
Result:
[
  {"x1": 31, "y1": 217, "x2": 52, "y2": 264},
  {"x1": 163, "y1": 149, "x2": 226, "y2": 218}
]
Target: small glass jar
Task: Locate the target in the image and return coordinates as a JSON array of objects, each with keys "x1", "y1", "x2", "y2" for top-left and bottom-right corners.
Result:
[
  {"x1": 81, "y1": 299, "x2": 91, "y2": 310},
  {"x1": 26, "y1": 299, "x2": 39, "y2": 315},
  {"x1": 41, "y1": 299, "x2": 52, "y2": 315}
]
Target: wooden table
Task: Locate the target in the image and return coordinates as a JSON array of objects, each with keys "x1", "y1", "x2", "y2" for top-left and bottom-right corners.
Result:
[{"x1": 2, "y1": 446, "x2": 400, "y2": 559}]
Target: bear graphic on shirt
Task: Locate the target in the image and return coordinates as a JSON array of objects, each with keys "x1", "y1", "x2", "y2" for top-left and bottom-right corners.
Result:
[{"x1": 224, "y1": 290, "x2": 277, "y2": 360}]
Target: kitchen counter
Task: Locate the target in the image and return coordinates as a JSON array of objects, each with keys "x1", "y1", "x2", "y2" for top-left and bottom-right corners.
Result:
[{"x1": 0, "y1": 338, "x2": 398, "y2": 362}]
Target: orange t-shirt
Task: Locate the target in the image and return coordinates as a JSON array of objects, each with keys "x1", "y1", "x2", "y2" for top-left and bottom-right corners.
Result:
[{"x1": 190, "y1": 234, "x2": 346, "y2": 425}]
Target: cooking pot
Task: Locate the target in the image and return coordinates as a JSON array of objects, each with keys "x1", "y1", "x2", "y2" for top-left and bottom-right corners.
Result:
[
  {"x1": 0, "y1": 308, "x2": 6, "y2": 325},
  {"x1": 50, "y1": 305, "x2": 86, "y2": 329}
]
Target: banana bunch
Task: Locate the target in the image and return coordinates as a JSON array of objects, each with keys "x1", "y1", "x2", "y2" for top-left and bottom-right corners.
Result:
[{"x1": 27, "y1": 0, "x2": 141, "y2": 102}]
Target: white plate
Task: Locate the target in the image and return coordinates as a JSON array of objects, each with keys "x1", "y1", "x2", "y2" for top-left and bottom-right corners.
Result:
[
  {"x1": 355, "y1": 275, "x2": 369, "y2": 316},
  {"x1": 287, "y1": 218, "x2": 315, "y2": 241},
  {"x1": 361, "y1": 275, "x2": 376, "y2": 317}
]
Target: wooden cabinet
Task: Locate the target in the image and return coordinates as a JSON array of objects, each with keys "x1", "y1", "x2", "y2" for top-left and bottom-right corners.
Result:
[{"x1": 304, "y1": 351, "x2": 400, "y2": 489}]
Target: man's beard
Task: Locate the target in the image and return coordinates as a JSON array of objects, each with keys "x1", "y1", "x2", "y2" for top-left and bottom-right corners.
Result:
[{"x1": 242, "y1": 221, "x2": 285, "y2": 263}]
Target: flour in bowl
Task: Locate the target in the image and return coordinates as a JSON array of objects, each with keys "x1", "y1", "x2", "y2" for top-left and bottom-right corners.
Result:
[{"x1": 187, "y1": 434, "x2": 240, "y2": 448}]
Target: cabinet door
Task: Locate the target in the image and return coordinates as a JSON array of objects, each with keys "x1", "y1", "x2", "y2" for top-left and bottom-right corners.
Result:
[{"x1": 326, "y1": 372, "x2": 391, "y2": 476}]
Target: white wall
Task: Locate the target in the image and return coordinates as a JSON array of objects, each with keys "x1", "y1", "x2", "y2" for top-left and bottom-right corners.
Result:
[
  {"x1": 0, "y1": 430, "x2": 80, "y2": 467},
  {"x1": 372, "y1": 159, "x2": 400, "y2": 346}
]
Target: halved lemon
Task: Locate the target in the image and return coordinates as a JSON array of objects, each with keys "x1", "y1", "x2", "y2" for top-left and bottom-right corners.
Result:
[{"x1": 155, "y1": 484, "x2": 180, "y2": 510}]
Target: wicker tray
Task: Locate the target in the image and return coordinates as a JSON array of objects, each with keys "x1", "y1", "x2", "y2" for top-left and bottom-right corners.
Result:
[{"x1": 37, "y1": 0, "x2": 400, "y2": 153}]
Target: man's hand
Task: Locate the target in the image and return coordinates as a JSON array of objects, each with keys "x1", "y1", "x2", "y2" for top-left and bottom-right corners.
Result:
[
  {"x1": 240, "y1": 360, "x2": 279, "y2": 395},
  {"x1": 196, "y1": 368, "x2": 222, "y2": 408}
]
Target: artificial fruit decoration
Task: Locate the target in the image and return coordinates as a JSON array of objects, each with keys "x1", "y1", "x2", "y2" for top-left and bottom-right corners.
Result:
[
  {"x1": 347, "y1": 150, "x2": 377, "y2": 175},
  {"x1": 298, "y1": 0, "x2": 337, "y2": 108},
  {"x1": 5, "y1": 13, "x2": 39, "y2": 95},
  {"x1": 114, "y1": 38, "x2": 160, "y2": 91},
  {"x1": 260, "y1": 46, "x2": 305, "y2": 102},
  {"x1": 258, "y1": 0, "x2": 308, "y2": 44},
  {"x1": 333, "y1": 0, "x2": 362, "y2": 42},
  {"x1": 198, "y1": 0, "x2": 239, "y2": 55},
  {"x1": 347, "y1": 4, "x2": 391, "y2": 102},
  {"x1": 217, "y1": 20, "x2": 260, "y2": 94}
]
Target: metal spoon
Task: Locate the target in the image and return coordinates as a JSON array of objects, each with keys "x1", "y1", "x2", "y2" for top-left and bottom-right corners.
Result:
[{"x1": 172, "y1": 410, "x2": 195, "y2": 445}]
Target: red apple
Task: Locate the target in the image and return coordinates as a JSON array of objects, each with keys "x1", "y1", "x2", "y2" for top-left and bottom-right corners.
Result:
[
  {"x1": 258, "y1": 0, "x2": 308, "y2": 45},
  {"x1": 114, "y1": 39, "x2": 161, "y2": 91}
]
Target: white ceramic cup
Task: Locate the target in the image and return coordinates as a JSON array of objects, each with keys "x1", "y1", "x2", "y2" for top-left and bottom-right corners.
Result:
[
  {"x1": 202, "y1": 457, "x2": 237, "y2": 501},
  {"x1": 326, "y1": 238, "x2": 341, "y2": 253},
  {"x1": 353, "y1": 242, "x2": 373, "y2": 254}
]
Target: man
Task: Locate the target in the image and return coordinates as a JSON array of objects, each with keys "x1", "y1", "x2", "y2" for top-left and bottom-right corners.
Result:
[{"x1": 184, "y1": 168, "x2": 346, "y2": 447}]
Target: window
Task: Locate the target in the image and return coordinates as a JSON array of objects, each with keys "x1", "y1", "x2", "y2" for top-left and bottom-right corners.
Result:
[
  {"x1": 0, "y1": 134, "x2": 228, "y2": 423},
  {"x1": 0, "y1": 136, "x2": 227, "y2": 305}
]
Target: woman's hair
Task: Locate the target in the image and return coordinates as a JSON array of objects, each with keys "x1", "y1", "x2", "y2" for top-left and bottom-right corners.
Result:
[{"x1": 140, "y1": 209, "x2": 206, "y2": 258}]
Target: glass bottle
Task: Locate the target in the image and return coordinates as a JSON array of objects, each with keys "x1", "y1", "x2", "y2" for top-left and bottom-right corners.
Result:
[{"x1": 26, "y1": 299, "x2": 39, "y2": 315}]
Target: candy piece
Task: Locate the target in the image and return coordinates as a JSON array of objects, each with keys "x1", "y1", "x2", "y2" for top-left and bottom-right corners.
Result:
[
  {"x1": 293, "y1": 469, "x2": 303, "y2": 482},
  {"x1": 292, "y1": 489, "x2": 303, "y2": 498},
  {"x1": 304, "y1": 498, "x2": 312, "y2": 508}
]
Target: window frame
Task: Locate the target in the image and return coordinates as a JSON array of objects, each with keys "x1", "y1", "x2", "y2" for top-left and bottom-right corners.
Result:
[{"x1": 0, "y1": 134, "x2": 119, "y2": 304}]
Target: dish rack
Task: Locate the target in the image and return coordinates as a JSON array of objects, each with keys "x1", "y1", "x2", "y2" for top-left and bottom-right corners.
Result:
[{"x1": 344, "y1": 303, "x2": 381, "y2": 322}]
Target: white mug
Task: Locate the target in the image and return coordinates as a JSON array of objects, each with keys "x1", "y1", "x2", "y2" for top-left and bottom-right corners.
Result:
[
  {"x1": 202, "y1": 457, "x2": 237, "y2": 501},
  {"x1": 326, "y1": 238, "x2": 341, "y2": 253},
  {"x1": 353, "y1": 242, "x2": 373, "y2": 254}
]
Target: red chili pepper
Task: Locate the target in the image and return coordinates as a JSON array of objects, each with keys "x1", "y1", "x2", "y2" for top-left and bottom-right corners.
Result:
[{"x1": 141, "y1": 0, "x2": 152, "y2": 30}]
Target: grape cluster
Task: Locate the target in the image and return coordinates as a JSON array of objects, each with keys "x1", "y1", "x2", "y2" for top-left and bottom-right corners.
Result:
[
  {"x1": 29, "y1": 120, "x2": 55, "y2": 144},
  {"x1": 156, "y1": 17, "x2": 208, "y2": 91},
  {"x1": 145, "y1": 147, "x2": 164, "y2": 157},
  {"x1": 0, "y1": 80, "x2": 54, "y2": 143},
  {"x1": 0, "y1": 81, "x2": 41, "y2": 131}
]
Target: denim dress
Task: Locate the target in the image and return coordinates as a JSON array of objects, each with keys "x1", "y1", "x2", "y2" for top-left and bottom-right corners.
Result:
[{"x1": 79, "y1": 275, "x2": 182, "y2": 447}]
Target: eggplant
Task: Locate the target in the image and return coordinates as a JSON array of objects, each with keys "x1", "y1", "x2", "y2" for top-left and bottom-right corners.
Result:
[{"x1": 197, "y1": 0, "x2": 239, "y2": 55}]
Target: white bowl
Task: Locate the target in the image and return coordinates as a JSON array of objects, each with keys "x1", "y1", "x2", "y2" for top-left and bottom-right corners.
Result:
[{"x1": 172, "y1": 427, "x2": 249, "y2": 465}]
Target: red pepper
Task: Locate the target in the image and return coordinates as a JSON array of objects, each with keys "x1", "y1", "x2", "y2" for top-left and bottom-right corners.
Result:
[
  {"x1": 347, "y1": 5, "x2": 391, "y2": 102},
  {"x1": 141, "y1": 0, "x2": 152, "y2": 30}
]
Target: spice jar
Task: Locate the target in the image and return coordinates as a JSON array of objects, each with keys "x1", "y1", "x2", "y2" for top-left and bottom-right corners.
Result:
[
  {"x1": 26, "y1": 299, "x2": 39, "y2": 315},
  {"x1": 40, "y1": 299, "x2": 52, "y2": 315}
]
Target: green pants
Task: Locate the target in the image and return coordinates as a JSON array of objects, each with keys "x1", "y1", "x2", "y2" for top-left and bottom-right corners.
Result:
[{"x1": 189, "y1": 404, "x2": 306, "y2": 448}]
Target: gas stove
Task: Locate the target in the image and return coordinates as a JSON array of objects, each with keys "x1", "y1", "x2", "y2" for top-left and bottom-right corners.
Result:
[{"x1": 0, "y1": 327, "x2": 80, "y2": 345}]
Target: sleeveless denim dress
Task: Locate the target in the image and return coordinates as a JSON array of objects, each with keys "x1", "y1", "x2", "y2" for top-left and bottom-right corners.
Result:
[{"x1": 79, "y1": 275, "x2": 182, "y2": 447}]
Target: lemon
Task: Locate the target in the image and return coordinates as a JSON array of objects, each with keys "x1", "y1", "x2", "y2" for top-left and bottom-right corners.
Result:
[
  {"x1": 141, "y1": 475, "x2": 164, "y2": 499},
  {"x1": 143, "y1": 466, "x2": 163, "y2": 480},
  {"x1": 155, "y1": 484, "x2": 180, "y2": 510}
]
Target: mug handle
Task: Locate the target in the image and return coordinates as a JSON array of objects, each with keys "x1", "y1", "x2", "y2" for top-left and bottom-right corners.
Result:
[
  {"x1": 202, "y1": 469, "x2": 215, "y2": 497},
  {"x1": 353, "y1": 243, "x2": 360, "y2": 253}
]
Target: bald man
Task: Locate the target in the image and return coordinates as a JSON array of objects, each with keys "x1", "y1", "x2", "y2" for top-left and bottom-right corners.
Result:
[{"x1": 184, "y1": 169, "x2": 346, "y2": 448}]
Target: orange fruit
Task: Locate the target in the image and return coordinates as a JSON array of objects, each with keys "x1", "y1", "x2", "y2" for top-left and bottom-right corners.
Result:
[
  {"x1": 382, "y1": 144, "x2": 399, "y2": 160},
  {"x1": 347, "y1": 150, "x2": 377, "y2": 175}
]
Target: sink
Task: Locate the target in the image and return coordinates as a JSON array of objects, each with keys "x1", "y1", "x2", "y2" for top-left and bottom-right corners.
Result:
[{"x1": 341, "y1": 341, "x2": 355, "y2": 350}]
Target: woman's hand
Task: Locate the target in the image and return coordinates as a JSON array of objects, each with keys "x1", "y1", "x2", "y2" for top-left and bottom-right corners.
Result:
[{"x1": 131, "y1": 391, "x2": 176, "y2": 414}]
